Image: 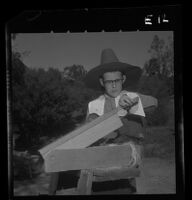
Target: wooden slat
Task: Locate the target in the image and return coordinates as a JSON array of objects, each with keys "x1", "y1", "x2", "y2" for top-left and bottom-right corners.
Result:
[
  {"x1": 39, "y1": 108, "x2": 121, "y2": 157},
  {"x1": 92, "y1": 166, "x2": 140, "y2": 175},
  {"x1": 44, "y1": 143, "x2": 133, "y2": 172},
  {"x1": 55, "y1": 113, "x2": 122, "y2": 150},
  {"x1": 92, "y1": 168, "x2": 140, "y2": 181}
]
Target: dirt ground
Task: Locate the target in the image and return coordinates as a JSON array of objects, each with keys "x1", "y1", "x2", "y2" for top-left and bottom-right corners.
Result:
[{"x1": 136, "y1": 157, "x2": 175, "y2": 194}]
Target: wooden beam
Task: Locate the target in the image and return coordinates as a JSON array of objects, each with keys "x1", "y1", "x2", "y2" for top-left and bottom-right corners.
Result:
[
  {"x1": 44, "y1": 143, "x2": 133, "y2": 172},
  {"x1": 93, "y1": 167, "x2": 140, "y2": 181},
  {"x1": 55, "y1": 113, "x2": 122, "y2": 151},
  {"x1": 39, "y1": 108, "x2": 122, "y2": 158}
]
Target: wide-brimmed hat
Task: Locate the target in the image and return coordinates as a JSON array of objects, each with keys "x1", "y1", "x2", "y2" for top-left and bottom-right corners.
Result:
[{"x1": 84, "y1": 48, "x2": 142, "y2": 90}]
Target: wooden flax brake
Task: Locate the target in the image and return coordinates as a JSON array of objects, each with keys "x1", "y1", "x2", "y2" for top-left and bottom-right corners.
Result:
[
  {"x1": 39, "y1": 108, "x2": 122, "y2": 158},
  {"x1": 39, "y1": 108, "x2": 141, "y2": 194}
]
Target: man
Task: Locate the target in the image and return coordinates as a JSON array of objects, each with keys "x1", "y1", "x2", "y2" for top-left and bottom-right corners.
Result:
[
  {"x1": 84, "y1": 48, "x2": 145, "y2": 148},
  {"x1": 83, "y1": 48, "x2": 146, "y2": 193}
]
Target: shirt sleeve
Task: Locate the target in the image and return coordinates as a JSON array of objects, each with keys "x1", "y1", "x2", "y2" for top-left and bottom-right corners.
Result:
[{"x1": 86, "y1": 102, "x2": 91, "y2": 120}]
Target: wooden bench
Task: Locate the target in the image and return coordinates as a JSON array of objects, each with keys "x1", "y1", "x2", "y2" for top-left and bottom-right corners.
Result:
[
  {"x1": 48, "y1": 166, "x2": 141, "y2": 195},
  {"x1": 77, "y1": 166, "x2": 140, "y2": 195},
  {"x1": 39, "y1": 109, "x2": 144, "y2": 195},
  {"x1": 48, "y1": 143, "x2": 141, "y2": 195}
]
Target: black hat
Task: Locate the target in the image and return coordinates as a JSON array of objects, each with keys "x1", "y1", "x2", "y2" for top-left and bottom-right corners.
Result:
[{"x1": 84, "y1": 48, "x2": 142, "y2": 90}]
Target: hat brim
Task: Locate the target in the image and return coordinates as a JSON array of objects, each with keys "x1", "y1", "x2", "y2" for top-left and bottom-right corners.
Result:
[{"x1": 84, "y1": 62, "x2": 142, "y2": 91}]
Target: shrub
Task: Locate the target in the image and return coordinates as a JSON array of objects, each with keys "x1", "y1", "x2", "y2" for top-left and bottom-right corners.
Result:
[{"x1": 146, "y1": 98, "x2": 170, "y2": 126}]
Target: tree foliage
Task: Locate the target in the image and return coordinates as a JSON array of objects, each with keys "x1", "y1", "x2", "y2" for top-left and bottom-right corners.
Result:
[
  {"x1": 63, "y1": 64, "x2": 87, "y2": 81},
  {"x1": 137, "y1": 35, "x2": 174, "y2": 126},
  {"x1": 144, "y1": 35, "x2": 174, "y2": 78},
  {"x1": 138, "y1": 35, "x2": 174, "y2": 98},
  {"x1": 11, "y1": 57, "x2": 98, "y2": 150}
]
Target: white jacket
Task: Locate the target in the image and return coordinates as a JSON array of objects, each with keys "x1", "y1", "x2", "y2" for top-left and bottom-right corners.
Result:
[{"x1": 88, "y1": 90, "x2": 145, "y2": 117}]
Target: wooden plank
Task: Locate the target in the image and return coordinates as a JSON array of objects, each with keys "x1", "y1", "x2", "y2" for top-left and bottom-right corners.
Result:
[
  {"x1": 55, "y1": 113, "x2": 122, "y2": 150},
  {"x1": 39, "y1": 108, "x2": 121, "y2": 157},
  {"x1": 44, "y1": 143, "x2": 133, "y2": 172},
  {"x1": 93, "y1": 168, "x2": 140, "y2": 182}
]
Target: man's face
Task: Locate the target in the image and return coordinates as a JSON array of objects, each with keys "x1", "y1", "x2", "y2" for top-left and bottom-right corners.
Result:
[{"x1": 99, "y1": 71, "x2": 126, "y2": 98}]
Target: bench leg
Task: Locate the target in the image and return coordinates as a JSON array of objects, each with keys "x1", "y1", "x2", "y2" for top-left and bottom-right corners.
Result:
[
  {"x1": 77, "y1": 170, "x2": 93, "y2": 195},
  {"x1": 135, "y1": 177, "x2": 146, "y2": 194},
  {"x1": 48, "y1": 172, "x2": 59, "y2": 195},
  {"x1": 128, "y1": 178, "x2": 137, "y2": 193}
]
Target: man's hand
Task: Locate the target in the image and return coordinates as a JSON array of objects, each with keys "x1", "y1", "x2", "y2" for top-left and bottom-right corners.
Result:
[
  {"x1": 86, "y1": 113, "x2": 99, "y2": 123},
  {"x1": 119, "y1": 94, "x2": 139, "y2": 110}
]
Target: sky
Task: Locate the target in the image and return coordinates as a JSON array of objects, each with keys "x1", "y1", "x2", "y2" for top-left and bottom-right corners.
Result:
[{"x1": 12, "y1": 31, "x2": 173, "y2": 72}]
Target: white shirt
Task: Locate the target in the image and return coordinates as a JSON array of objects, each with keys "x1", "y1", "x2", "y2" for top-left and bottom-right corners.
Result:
[{"x1": 88, "y1": 90, "x2": 145, "y2": 117}]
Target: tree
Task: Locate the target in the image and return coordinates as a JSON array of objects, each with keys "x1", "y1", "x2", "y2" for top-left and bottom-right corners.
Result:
[
  {"x1": 139, "y1": 35, "x2": 174, "y2": 97},
  {"x1": 23, "y1": 68, "x2": 70, "y2": 129},
  {"x1": 12, "y1": 58, "x2": 101, "y2": 149},
  {"x1": 64, "y1": 81, "x2": 101, "y2": 123},
  {"x1": 61, "y1": 64, "x2": 99, "y2": 123},
  {"x1": 11, "y1": 53, "x2": 30, "y2": 149},
  {"x1": 12, "y1": 63, "x2": 69, "y2": 148},
  {"x1": 143, "y1": 35, "x2": 174, "y2": 78},
  {"x1": 63, "y1": 64, "x2": 87, "y2": 81},
  {"x1": 137, "y1": 35, "x2": 174, "y2": 126},
  {"x1": 11, "y1": 53, "x2": 27, "y2": 85}
]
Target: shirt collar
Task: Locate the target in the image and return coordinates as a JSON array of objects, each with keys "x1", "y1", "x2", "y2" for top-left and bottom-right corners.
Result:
[{"x1": 104, "y1": 91, "x2": 126, "y2": 100}]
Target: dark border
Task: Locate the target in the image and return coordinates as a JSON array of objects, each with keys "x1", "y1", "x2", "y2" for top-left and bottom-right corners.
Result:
[{"x1": 3, "y1": 6, "x2": 183, "y2": 200}]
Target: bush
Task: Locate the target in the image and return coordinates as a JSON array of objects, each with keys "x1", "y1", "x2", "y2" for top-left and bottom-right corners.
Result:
[
  {"x1": 12, "y1": 57, "x2": 101, "y2": 151},
  {"x1": 143, "y1": 126, "x2": 175, "y2": 158},
  {"x1": 146, "y1": 98, "x2": 170, "y2": 126}
]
